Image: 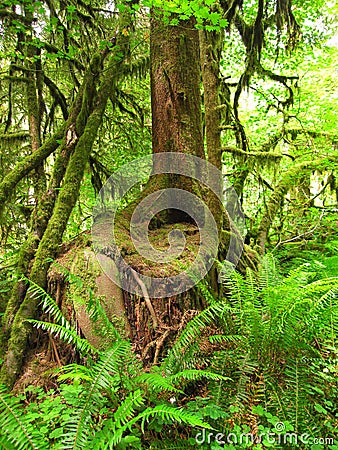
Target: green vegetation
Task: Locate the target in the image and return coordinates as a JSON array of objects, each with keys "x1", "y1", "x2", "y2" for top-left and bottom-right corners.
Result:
[
  {"x1": 0, "y1": 256, "x2": 337, "y2": 448},
  {"x1": 0, "y1": 0, "x2": 337, "y2": 447}
]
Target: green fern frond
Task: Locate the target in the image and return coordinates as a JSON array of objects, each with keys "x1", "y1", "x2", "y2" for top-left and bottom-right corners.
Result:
[
  {"x1": 303, "y1": 278, "x2": 338, "y2": 300},
  {"x1": 27, "y1": 320, "x2": 96, "y2": 356},
  {"x1": 135, "y1": 373, "x2": 183, "y2": 394},
  {"x1": 24, "y1": 276, "x2": 67, "y2": 327},
  {"x1": 107, "y1": 404, "x2": 212, "y2": 447},
  {"x1": 148, "y1": 440, "x2": 195, "y2": 449},
  {"x1": 208, "y1": 334, "x2": 243, "y2": 344},
  {"x1": 62, "y1": 341, "x2": 133, "y2": 450},
  {"x1": 48, "y1": 261, "x2": 84, "y2": 290},
  {"x1": 0, "y1": 385, "x2": 49, "y2": 450},
  {"x1": 164, "y1": 303, "x2": 226, "y2": 372},
  {"x1": 57, "y1": 364, "x2": 93, "y2": 383},
  {"x1": 113, "y1": 389, "x2": 145, "y2": 428},
  {"x1": 137, "y1": 404, "x2": 212, "y2": 432},
  {"x1": 170, "y1": 370, "x2": 232, "y2": 384},
  {"x1": 283, "y1": 358, "x2": 309, "y2": 433},
  {"x1": 258, "y1": 254, "x2": 280, "y2": 290},
  {"x1": 86, "y1": 291, "x2": 122, "y2": 342}
]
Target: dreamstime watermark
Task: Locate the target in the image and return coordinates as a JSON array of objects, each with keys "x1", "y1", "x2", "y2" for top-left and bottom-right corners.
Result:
[
  {"x1": 195, "y1": 427, "x2": 334, "y2": 447},
  {"x1": 92, "y1": 153, "x2": 246, "y2": 298}
]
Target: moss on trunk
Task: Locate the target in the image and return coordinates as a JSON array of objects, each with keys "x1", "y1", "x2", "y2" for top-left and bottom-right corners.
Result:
[
  {"x1": 92, "y1": 14, "x2": 259, "y2": 365},
  {"x1": 1, "y1": 11, "x2": 134, "y2": 387},
  {"x1": 0, "y1": 128, "x2": 64, "y2": 219}
]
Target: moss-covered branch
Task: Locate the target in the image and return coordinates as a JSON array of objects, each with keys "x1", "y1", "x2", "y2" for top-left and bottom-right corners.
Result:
[
  {"x1": 0, "y1": 127, "x2": 64, "y2": 218},
  {"x1": 256, "y1": 156, "x2": 338, "y2": 252},
  {"x1": 222, "y1": 146, "x2": 284, "y2": 160},
  {"x1": 0, "y1": 132, "x2": 30, "y2": 141},
  {"x1": 0, "y1": 9, "x2": 134, "y2": 387}
]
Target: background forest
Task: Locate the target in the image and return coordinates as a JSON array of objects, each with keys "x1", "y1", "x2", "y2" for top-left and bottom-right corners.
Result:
[{"x1": 0, "y1": 0, "x2": 337, "y2": 448}]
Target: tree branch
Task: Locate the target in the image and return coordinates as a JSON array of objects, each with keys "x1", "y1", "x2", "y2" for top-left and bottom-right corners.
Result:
[{"x1": 0, "y1": 127, "x2": 64, "y2": 217}]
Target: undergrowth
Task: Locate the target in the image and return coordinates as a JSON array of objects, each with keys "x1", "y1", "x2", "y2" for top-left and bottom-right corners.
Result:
[{"x1": 0, "y1": 255, "x2": 337, "y2": 449}]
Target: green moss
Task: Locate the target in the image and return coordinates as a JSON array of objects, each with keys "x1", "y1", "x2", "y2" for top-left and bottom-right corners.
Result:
[{"x1": 65, "y1": 249, "x2": 127, "y2": 346}]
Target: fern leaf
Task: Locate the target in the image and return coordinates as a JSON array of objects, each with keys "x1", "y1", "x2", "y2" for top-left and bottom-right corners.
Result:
[
  {"x1": 137, "y1": 405, "x2": 212, "y2": 432},
  {"x1": 113, "y1": 389, "x2": 145, "y2": 428},
  {"x1": 164, "y1": 303, "x2": 226, "y2": 372},
  {"x1": 27, "y1": 320, "x2": 96, "y2": 356},
  {"x1": 107, "y1": 404, "x2": 212, "y2": 447},
  {"x1": 170, "y1": 369, "x2": 232, "y2": 384},
  {"x1": 135, "y1": 373, "x2": 183, "y2": 394},
  {"x1": 62, "y1": 340, "x2": 132, "y2": 450},
  {"x1": 24, "y1": 276, "x2": 67, "y2": 327},
  {"x1": 0, "y1": 385, "x2": 49, "y2": 450}
]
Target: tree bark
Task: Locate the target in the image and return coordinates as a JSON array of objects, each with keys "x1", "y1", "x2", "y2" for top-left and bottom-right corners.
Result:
[
  {"x1": 96, "y1": 15, "x2": 257, "y2": 365},
  {"x1": 199, "y1": 27, "x2": 224, "y2": 230}
]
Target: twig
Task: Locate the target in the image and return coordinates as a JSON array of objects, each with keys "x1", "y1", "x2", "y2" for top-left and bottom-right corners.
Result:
[
  {"x1": 132, "y1": 271, "x2": 158, "y2": 329},
  {"x1": 273, "y1": 211, "x2": 325, "y2": 250},
  {"x1": 154, "y1": 329, "x2": 171, "y2": 365},
  {"x1": 50, "y1": 336, "x2": 62, "y2": 367}
]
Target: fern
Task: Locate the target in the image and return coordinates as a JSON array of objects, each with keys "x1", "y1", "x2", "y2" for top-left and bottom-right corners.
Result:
[
  {"x1": 0, "y1": 385, "x2": 49, "y2": 450},
  {"x1": 3, "y1": 255, "x2": 336, "y2": 448},
  {"x1": 86, "y1": 291, "x2": 122, "y2": 342},
  {"x1": 163, "y1": 303, "x2": 226, "y2": 374},
  {"x1": 61, "y1": 341, "x2": 133, "y2": 450},
  {"x1": 27, "y1": 320, "x2": 97, "y2": 356},
  {"x1": 135, "y1": 372, "x2": 183, "y2": 395},
  {"x1": 113, "y1": 389, "x2": 145, "y2": 428},
  {"x1": 137, "y1": 404, "x2": 212, "y2": 431},
  {"x1": 174, "y1": 254, "x2": 338, "y2": 440},
  {"x1": 24, "y1": 276, "x2": 67, "y2": 326},
  {"x1": 170, "y1": 369, "x2": 231, "y2": 384},
  {"x1": 1, "y1": 272, "x2": 217, "y2": 449}
]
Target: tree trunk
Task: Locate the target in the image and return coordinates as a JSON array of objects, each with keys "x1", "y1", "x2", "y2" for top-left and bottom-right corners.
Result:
[
  {"x1": 1, "y1": 12, "x2": 133, "y2": 386},
  {"x1": 149, "y1": 14, "x2": 205, "y2": 224},
  {"x1": 92, "y1": 16, "x2": 257, "y2": 366},
  {"x1": 199, "y1": 26, "x2": 224, "y2": 230}
]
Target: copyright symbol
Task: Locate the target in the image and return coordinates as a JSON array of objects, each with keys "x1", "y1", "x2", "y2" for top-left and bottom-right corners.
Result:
[
  {"x1": 275, "y1": 422, "x2": 285, "y2": 432},
  {"x1": 92, "y1": 153, "x2": 246, "y2": 298}
]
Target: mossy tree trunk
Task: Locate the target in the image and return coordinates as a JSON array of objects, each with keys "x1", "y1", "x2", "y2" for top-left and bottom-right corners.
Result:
[
  {"x1": 151, "y1": 16, "x2": 203, "y2": 159},
  {"x1": 105, "y1": 15, "x2": 257, "y2": 364},
  {"x1": 0, "y1": 12, "x2": 133, "y2": 386},
  {"x1": 199, "y1": 26, "x2": 224, "y2": 229},
  {"x1": 0, "y1": 54, "x2": 103, "y2": 350},
  {"x1": 148, "y1": 14, "x2": 205, "y2": 224}
]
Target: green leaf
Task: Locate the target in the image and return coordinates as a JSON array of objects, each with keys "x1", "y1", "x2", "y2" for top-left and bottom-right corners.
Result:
[
  {"x1": 314, "y1": 403, "x2": 328, "y2": 414},
  {"x1": 252, "y1": 405, "x2": 265, "y2": 416},
  {"x1": 49, "y1": 427, "x2": 64, "y2": 439}
]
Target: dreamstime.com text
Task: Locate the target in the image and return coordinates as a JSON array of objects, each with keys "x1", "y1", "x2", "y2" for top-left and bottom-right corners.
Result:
[{"x1": 195, "y1": 428, "x2": 334, "y2": 446}]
